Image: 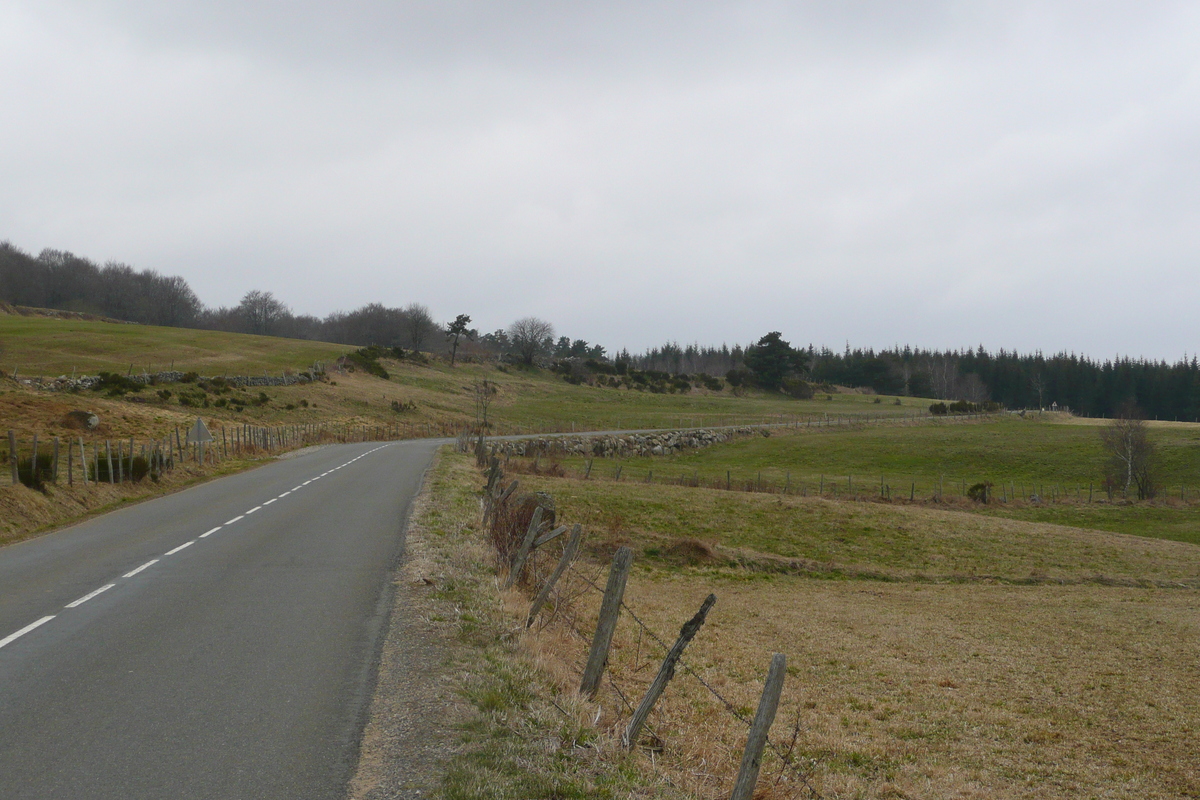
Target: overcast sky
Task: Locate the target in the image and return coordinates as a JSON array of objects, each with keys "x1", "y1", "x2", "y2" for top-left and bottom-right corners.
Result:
[{"x1": 2, "y1": 1, "x2": 1198, "y2": 360}]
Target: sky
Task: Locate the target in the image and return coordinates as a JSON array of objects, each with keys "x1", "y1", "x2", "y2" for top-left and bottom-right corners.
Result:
[{"x1": 2, "y1": 1, "x2": 1199, "y2": 360}]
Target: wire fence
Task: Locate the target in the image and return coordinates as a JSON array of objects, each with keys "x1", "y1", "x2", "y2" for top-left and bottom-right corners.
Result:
[{"x1": 476, "y1": 446, "x2": 824, "y2": 800}]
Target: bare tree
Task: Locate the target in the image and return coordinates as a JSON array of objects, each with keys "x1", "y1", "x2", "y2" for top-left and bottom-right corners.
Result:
[
  {"x1": 403, "y1": 303, "x2": 437, "y2": 352},
  {"x1": 473, "y1": 379, "x2": 498, "y2": 428},
  {"x1": 238, "y1": 290, "x2": 290, "y2": 335},
  {"x1": 1100, "y1": 404, "x2": 1157, "y2": 500},
  {"x1": 508, "y1": 316, "x2": 555, "y2": 365},
  {"x1": 1030, "y1": 371, "x2": 1047, "y2": 410}
]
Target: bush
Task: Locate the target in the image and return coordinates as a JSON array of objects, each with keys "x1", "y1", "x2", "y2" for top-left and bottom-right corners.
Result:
[
  {"x1": 89, "y1": 454, "x2": 150, "y2": 483},
  {"x1": 967, "y1": 481, "x2": 993, "y2": 503},
  {"x1": 91, "y1": 371, "x2": 143, "y2": 397},
  {"x1": 347, "y1": 347, "x2": 390, "y2": 379},
  {"x1": 929, "y1": 402, "x2": 948, "y2": 415},
  {"x1": 781, "y1": 377, "x2": 814, "y2": 400},
  {"x1": 181, "y1": 372, "x2": 199, "y2": 383},
  {"x1": 17, "y1": 453, "x2": 54, "y2": 489}
]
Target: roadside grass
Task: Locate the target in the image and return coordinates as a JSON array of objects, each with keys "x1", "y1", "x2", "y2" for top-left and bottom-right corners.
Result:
[{"x1": 395, "y1": 450, "x2": 687, "y2": 800}]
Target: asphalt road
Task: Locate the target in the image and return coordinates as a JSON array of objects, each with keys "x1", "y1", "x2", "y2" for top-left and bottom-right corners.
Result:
[{"x1": 0, "y1": 439, "x2": 440, "y2": 800}]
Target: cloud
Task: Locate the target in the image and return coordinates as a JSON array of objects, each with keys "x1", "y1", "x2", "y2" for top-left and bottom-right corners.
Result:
[{"x1": 2, "y1": 1, "x2": 1198, "y2": 358}]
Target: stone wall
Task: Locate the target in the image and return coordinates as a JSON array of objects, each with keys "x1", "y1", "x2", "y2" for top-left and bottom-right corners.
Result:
[
  {"x1": 487, "y1": 427, "x2": 765, "y2": 459},
  {"x1": 23, "y1": 370, "x2": 318, "y2": 391}
]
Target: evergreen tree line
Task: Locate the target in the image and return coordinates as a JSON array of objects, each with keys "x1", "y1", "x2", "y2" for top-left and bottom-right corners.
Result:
[{"x1": 628, "y1": 338, "x2": 1200, "y2": 421}]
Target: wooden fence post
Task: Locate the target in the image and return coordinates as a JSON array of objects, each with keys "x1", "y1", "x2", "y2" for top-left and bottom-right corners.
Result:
[
  {"x1": 31, "y1": 433, "x2": 39, "y2": 487},
  {"x1": 79, "y1": 437, "x2": 87, "y2": 485},
  {"x1": 8, "y1": 430, "x2": 17, "y2": 486},
  {"x1": 52, "y1": 437, "x2": 60, "y2": 483},
  {"x1": 729, "y1": 653, "x2": 787, "y2": 800},
  {"x1": 503, "y1": 506, "x2": 544, "y2": 590},
  {"x1": 106, "y1": 440, "x2": 114, "y2": 484},
  {"x1": 625, "y1": 593, "x2": 716, "y2": 747},
  {"x1": 526, "y1": 525, "x2": 582, "y2": 628},
  {"x1": 580, "y1": 545, "x2": 633, "y2": 700}
]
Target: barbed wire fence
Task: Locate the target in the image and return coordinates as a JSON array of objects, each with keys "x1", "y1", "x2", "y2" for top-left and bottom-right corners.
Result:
[{"x1": 471, "y1": 442, "x2": 824, "y2": 800}]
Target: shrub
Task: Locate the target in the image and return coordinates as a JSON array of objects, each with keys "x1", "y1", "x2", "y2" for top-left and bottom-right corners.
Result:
[
  {"x1": 89, "y1": 454, "x2": 149, "y2": 483},
  {"x1": 346, "y1": 348, "x2": 389, "y2": 379},
  {"x1": 930, "y1": 402, "x2": 948, "y2": 415},
  {"x1": 91, "y1": 371, "x2": 143, "y2": 397},
  {"x1": 157, "y1": 389, "x2": 173, "y2": 401},
  {"x1": 181, "y1": 372, "x2": 199, "y2": 383},
  {"x1": 967, "y1": 481, "x2": 993, "y2": 503},
  {"x1": 781, "y1": 377, "x2": 814, "y2": 399},
  {"x1": 17, "y1": 453, "x2": 54, "y2": 489}
]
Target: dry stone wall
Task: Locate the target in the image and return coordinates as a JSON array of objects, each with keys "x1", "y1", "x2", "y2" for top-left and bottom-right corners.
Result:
[{"x1": 488, "y1": 427, "x2": 765, "y2": 459}]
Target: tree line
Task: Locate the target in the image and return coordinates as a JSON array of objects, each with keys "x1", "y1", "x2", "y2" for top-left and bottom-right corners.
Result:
[
  {"x1": 6, "y1": 240, "x2": 1199, "y2": 420},
  {"x1": 623, "y1": 339, "x2": 1200, "y2": 421}
]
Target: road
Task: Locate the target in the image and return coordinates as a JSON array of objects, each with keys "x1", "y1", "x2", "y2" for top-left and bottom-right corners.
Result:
[{"x1": 0, "y1": 439, "x2": 439, "y2": 799}]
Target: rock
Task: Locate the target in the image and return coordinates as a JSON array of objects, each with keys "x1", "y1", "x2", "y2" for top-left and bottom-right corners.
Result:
[{"x1": 64, "y1": 410, "x2": 100, "y2": 430}]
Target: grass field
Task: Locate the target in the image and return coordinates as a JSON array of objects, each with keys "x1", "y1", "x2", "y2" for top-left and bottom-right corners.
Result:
[
  {"x1": 538, "y1": 414, "x2": 1200, "y2": 544},
  {"x1": 0, "y1": 313, "x2": 930, "y2": 436},
  {"x1": 0, "y1": 315, "x2": 347, "y2": 376},
  {"x1": 473, "y1": 456, "x2": 1200, "y2": 799}
]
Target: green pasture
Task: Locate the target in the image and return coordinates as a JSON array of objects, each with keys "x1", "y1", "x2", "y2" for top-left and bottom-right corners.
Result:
[
  {"x1": 482, "y1": 365, "x2": 928, "y2": 433},
  {"x1": 516, "y1": 472, "x2": 1200, "y2": 583},
  {"x1": 541, "y1": 415, "x2": 1200, "y2": 543},
  {"x1": 0, "y1": 315, "x2": 346, "y2": 376}
]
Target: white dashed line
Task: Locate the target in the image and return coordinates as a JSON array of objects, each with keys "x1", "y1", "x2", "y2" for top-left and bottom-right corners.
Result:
[
  {"x1": 201, "y1": 527, "x2": 221, "y2": 538},
  {"x1": 263, "y1": 499, "x2": 277, "y2": 506},
  {"x1": 302, "y1": 481, "x2": 312, "y2": 486},
  {"x1": 225, "y1": 515, "x2": 245, "y2": 525},
  {"x1": 245, "y1": 506, "x2": 262, "y2": 514},
  {"x1": 165, "y1": 541, "x2": 194, "y2": 556},
  {"x1": 0, "y1": 616, "x2": 56, "y2": 650},
  {"x1": 279, "y1": 491, "x2": 292, "y2": 497},
  {"x1": 65, "y1": 584, "x2": 115, "y2": 608},
  {"x1": 123, "y1": 559, "x2": 159, "y2": 578}
]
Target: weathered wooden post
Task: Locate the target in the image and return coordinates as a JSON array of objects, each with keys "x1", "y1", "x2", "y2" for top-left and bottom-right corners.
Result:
[
  {"x1": 625, "y1": 593, "x2": 716, "y2": 747},
  {"x1": 52, "y1": 437, "x2": 60, "y2": 484},
  {"x1": 526, "y1": 525, "x2": 582, "y2": 628},
  {"x1": 79, "y1": 438, "x2": 87, "y2": 485},
  {"x1": 503, "y1": 506, "x2": 544, "y2": 590},
  {"x1": 729, "y1": 653, "x2": 787, "y2": 800},
  {"x1": 580, "y1": 546, "x2": 633, "y2": 700},
  {"x1": 8, "y1": 430, "x2": 17, "y2": 486},
  {"x1": 31, "y1": 433, "x2": 39, "y2": 487},
  {"x1": 105, "y1": 440, "x2": 114, "y2": 484}
]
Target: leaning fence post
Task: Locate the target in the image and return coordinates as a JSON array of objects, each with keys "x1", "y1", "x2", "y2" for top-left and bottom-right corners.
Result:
[
  {"x1": 503, "y1": 506, "x2": 544, "y2": 590},
  {"x1": 526, "y1": 524, "x2": 582, "y2": 628},
  {"x1": 730, "y1": 652, "x2": 787, "y2": 800},
  {"x1": 625, "y1": 593, "x2": 716, "y2": 748},
  {"x1": 8, "y1": 430, "x2": 17, "y2": 486},
  {"x1": 580, "y1": 545, "x2": 633, "y2": 700}
]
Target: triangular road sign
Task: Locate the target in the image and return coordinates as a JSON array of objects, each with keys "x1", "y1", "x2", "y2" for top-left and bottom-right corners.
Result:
[{"x1": 186, "y1": 417, "x2": 214, "y2": 444}]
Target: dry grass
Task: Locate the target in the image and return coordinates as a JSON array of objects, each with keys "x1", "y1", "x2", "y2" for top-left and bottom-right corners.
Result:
[
  {"x1": 521, "y1": 573, "x2": 1200, "y2": 799},
  {"x1": 481, "y1": 465, "x2": 1200, "y2": 798}
]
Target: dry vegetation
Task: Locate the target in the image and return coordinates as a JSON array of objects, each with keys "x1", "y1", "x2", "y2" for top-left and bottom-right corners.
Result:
[{"x1": 474, "y1": 460, "x2": 1200, "y2": 799}]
